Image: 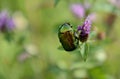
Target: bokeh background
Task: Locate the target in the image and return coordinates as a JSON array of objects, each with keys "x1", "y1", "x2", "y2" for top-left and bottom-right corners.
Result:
[{"x1": 0, "y1": 0, "x2": 120, "y2": 79}]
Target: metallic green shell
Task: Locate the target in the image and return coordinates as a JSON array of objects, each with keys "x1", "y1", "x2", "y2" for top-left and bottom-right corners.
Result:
[{"x1": 58, "y1": 23, "x2": 79, "y2": 51}]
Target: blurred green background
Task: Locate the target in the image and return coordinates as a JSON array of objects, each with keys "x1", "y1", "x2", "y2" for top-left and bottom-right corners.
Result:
[{"x1": 0, "y1": 0, "x2": 120, "y2": 79}]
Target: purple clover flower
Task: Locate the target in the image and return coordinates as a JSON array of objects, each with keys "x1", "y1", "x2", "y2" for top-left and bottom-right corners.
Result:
[
  {"x1": 70, "y1": 3, "x2": 85, "y2": 18},
  {"x1": 0, "y1": 10, "x2": 14, "y2": 32},
  {"x1": 70, "y1": 3, "x2": 97, "y2": 22},
  {"x1": 78, "y1": 16, "x2": 91, "y2": 42}
]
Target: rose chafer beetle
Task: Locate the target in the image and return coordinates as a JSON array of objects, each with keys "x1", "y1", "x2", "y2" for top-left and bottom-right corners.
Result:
[{"x1": 58, "y1": 23, "x2": 79, "y2": 51}]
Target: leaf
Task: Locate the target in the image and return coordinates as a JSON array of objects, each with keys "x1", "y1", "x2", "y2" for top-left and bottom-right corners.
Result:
[
  {"x1": 79, "y1": 43, "x2": 89, "y2": 61},
  {"x1": 4, "y1": 32, "x2": 14, "y2": 43},
  {"x1": 17, "y1": 35, "x2": 26, "y2": 45},
  {"x1": 54, "y1": 0, "x2": 60, "y2": 7},
  {"x1": 84, "y1": 43, "x2": 89, "y2": 61},
  {"x1": 57, "y1": 46, "x2": 64, "y2": 50},
  {"x1": 89, "y1": 31, "x2": 97, "y2": 39}
]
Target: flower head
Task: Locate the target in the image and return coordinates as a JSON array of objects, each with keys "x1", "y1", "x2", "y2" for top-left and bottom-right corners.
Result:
[
  {"x1": 0, "y1": 10, "x2": 14, "y2": 32},
  {"x1": 78, "y1": 16, "x2": 91, "y2": 42},
  {"x1": 70, "y1": 3, "x2": 85, "y2": 18}
]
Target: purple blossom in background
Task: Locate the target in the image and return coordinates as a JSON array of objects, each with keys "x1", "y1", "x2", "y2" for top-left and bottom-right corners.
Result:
[
  {"x1": 70, "y1": 3, "x2": 85, "y2": 18},
  {"x1": 84, "y1": 1, "x2": 91, "y2": 9},
  {"x1": 78, "y1": 16, "x2": 92, "y2": 42},
  {"x1": 108, "y1": 0, "x2": 120, "y2": 9},
  {"x1": 88, "y1": 13, "x2": 97, "y2": 22},
  {"x1": 0, "y1": 10, "x2": 14, "y2": 32},
  {"x1": 70, "y1": 3, "x2": 97, "y2": 22},
  {"x1": 17, "y1": 52, "x2": 31, "y2": 63}
]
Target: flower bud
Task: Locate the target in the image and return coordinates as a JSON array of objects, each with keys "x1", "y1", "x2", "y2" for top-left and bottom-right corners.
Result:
[
  {"x1": 78, "y1": 17, "x2": 91, "y2": 42},
  {"x1": 97, "y1": 32, "x2": 106, "y2": 40}
]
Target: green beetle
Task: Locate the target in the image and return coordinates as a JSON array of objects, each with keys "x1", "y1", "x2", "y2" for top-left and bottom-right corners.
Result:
[{"x1": 58, "y1": 23, "x2": 79, "y2": 51}]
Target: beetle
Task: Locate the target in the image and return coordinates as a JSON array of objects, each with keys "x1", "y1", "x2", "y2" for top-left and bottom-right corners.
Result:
[{"x1": 58, "y1": 23, "x2": 79, "y2": 51}]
